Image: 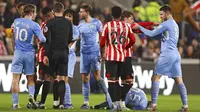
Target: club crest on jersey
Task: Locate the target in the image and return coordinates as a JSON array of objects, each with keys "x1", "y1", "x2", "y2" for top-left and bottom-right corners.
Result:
[{"x1": 89, "y1": 24, "x2": 95, "y2": 29}]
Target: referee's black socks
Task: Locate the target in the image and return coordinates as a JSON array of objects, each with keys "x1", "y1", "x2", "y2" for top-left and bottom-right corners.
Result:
[
  {"x1": 53, "y1": 80, "x2": 59, "y2": 102},
  {"x1": 58, "y1": 80, "x2": 65, "y2": 105}
]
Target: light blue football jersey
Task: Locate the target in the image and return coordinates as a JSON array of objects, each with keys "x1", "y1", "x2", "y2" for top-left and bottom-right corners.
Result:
[
  {"x1": 139, "y1": 17, "x2": 182, "y2": 77},
  {"x1": 70, "y1": 25, "x2": 80, "y2": 52},
  {"x1": 13, "y1": 18, "x2": 46, "y2": 52},
  {"x1": 139, "y1": 17, "x2": 179, "y2": 52},
  {"x1": 78, "y1": 18, "x2": 102, "y2": 54},
  {"x1": 125, "y1": 87, "x2": 148, "y2": 110}
]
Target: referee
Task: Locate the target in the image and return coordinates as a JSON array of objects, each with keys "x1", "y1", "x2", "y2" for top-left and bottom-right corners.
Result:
[{"x1": 43, "y1": 2, "x2": 73, "y2": 109}]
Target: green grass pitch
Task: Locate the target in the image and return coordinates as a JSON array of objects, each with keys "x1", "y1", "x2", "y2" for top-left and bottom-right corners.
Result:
[{"x1": 0, "y1": 93, "x2": 199, "y2": 112}]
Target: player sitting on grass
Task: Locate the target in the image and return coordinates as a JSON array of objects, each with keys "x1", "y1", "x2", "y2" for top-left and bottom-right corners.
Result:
[{"x1": 91, "y1": 87, "x2": 148, "y2": 111}]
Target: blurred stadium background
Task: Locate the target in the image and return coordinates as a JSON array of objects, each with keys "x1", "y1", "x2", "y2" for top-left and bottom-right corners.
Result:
[{"x1": 0, "y1": 0, "x2": 199, "y2": 111}]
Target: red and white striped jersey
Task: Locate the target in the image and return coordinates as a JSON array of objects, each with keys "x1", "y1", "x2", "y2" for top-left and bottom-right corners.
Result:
[
  {"x1": 125, "y1": 23, "x2": 133, "y2": 57},
  {"x1": 37, "y1": 21, "x2": 46, "y2": 62},
  {"x1": 124, "y1": 22, "x2": 154, "y2": 57},
  {"x1": 125, "y1": 37, "x2": 133, "y2": 57},
  {"x1": 100, "y1": 20, "x2": 136, "y2": 62},
  {"x1": 191, "y1": 0, "x2": 200, "y2": 12}
]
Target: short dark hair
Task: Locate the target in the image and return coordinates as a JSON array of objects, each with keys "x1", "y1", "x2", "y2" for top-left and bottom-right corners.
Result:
[
  {"x1": 23, "y1": 4, "x2": 36, "y2": 15},
  {"x1": 54, "y1": 2, "x2": 64, "y2": 13},
  {"x1": 160, "y1": 5, "x2": 171, "y2": 13},
  {"x1": 121, "y1": 11, "x2": 133, "y2": 20},
  {"x1": 42, "y1": 7, "x2": 52, "y2": 15},
  {"x1": 63, "y1": 9, "x2": 78, "y2": 25},
  {"x1": 111, "y1": 6, "x2": 122, "y2": 19},
  {"x1": 80, "y1": 4, "x2": 92, "y2": 14},
  {"x1": 17, "y1": 2, "x2": 26, "y2": 10}
]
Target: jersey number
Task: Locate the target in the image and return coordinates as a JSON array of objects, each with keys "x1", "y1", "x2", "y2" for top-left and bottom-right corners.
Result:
[
  {"x1": 130, "y1": 88, "x2": 142, "y2": 102},
  {"x1": 15, "y1": 27, "x2": 28, "y2": 41},
  {"x1": 111, "y1": 31, "x2": 126, "y2": 45}
]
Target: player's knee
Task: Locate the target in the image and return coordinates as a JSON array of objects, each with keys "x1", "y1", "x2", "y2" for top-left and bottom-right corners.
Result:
[
  {"x1": 82, "y1": 74, "x2": 90, "y2": 83},
  {"x1": 93, "y1": 71, "x2": 101, "y2": 80},
  {"x1": 65, "y1": 76, "x2": 69, "y2": 83},
  {"x1": 27, "y1": 75, "x2": 35, "y2": 85},
  {"x1": 174, "y1": 77, "x2": 183, "y2": 85},
  {"x1": 151, "y1": 75, "x2": 161, "y2": 82}
]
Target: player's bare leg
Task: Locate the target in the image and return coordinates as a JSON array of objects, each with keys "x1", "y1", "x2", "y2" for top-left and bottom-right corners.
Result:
[
  {"x1": 80, "y1": 74, "x2": 90, "y2": 109},
  {"x1": 11, "y1": 74, "x2": 21, "y2": 109},
  {"x1": 147, "y1": 75, "x2": 161, "y2": 111},
  {"x1": 184, "y1": 8, "x2": 200, "y2": 32},
  {"x1": 175, "y1": 77, "x2": 189, "y2": 112}
]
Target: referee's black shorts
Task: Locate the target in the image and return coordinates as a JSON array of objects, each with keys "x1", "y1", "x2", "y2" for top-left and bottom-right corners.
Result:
[
  {"x1": 48, "y1": 50, "x2": 68, "y2": 76},
  {"x1": 121, "y1": 57, "x2": 134, "y2": 80}
]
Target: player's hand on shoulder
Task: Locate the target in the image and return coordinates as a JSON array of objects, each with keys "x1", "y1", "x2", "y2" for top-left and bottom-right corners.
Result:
[{"x1": 43, "y1": 56, "x2": 49, "y2": 66}]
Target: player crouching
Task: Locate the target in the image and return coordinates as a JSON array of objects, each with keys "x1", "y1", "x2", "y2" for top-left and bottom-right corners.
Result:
[{"x1": 91, "y1": 87, "x2": 148, "y2": 111}]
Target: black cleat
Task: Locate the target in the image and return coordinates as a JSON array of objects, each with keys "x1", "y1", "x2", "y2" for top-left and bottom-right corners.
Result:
[
  {"x1": 91, "y1": 101, "x2": 108, "y2": 109},
  {"x1": 28, "y1": 96, "x2": 38, "y2": 109},
  {"x1": 26, "y1": 102, "x2": 32, "y2": 109},
  {"x1": 38, "y1": 103, "x2": 46, "y2": 109}
]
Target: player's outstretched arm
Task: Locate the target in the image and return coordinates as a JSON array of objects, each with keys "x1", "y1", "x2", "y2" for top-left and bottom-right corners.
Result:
[
  {"x1": 131, "y1": 22, "x2": 159, "y2": 34},
  {"x1": 137, "y1": 22, "x2": 154, "y2": 27},
  {"x1": 138, "y1": 23, "x2": 166, "y2": 37}
]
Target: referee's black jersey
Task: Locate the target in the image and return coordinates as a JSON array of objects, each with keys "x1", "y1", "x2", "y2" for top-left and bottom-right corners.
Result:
[{"x1": 44, "y1": 16, "x2": 73, "y2": 55}]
